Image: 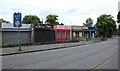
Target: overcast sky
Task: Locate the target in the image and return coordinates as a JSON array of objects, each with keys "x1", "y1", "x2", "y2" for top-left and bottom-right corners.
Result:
[{"x1": 0, "y1": 0, "x2": 119, "y2": 26}]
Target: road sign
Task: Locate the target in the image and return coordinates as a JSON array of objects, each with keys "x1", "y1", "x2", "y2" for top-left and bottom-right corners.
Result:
[
  {"x1": 13, "y1": 12, "x2": 22, "y2": 27},
  {"x1": 13, "y1": 12, "x2": 22, "y2": 51}
]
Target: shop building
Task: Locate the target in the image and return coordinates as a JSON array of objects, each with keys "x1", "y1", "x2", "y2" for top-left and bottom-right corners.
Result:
[
  {"x1": 83, "y1": 27, "x2": 97, "y2": 39},
  {"x1": 71, "y1": 26, "x2": 84, "y2": 40},
  {"x1": 34, "y1": 24, "x2": 55, "y2": 43},
  {"x1": 71, "y1": 26, "x2": 97, "y2": 40},
  {"x1": 53, "y1": 25, "x2": 71, "y2": 42},
  {"x1": 0, "y1": 23, "x2": 97, "y2": 46},
  {"x1": 0, "y1": 23, "x2": 32, "y2": 46}
]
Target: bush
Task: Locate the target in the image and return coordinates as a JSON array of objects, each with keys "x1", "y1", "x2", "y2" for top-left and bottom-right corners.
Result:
[
  {"x1": 2, "y1": 44, "x2": 17, "y2": 48},
  {"x1": 2, "y1": 43, "x2": 33, "y2": 48},
  {"x1": 2, "y1": 40, "x2": 80, "y2": 48},
  {"x1": 71, "y1": 38, "x2": 80, "y2": 42}
]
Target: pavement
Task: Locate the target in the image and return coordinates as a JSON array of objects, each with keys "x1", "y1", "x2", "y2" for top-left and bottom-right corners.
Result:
[{"x1": 0, "y1": 39, "x2": 101, "y2": 56}]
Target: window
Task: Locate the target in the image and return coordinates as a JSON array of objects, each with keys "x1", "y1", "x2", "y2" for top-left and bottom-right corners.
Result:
[
  {"x1": 62, "y1": 32, "x2": 66, "y2": 38},
  {"x1": 57, "y1": 31, "x2": 60, "y2": 38},
  {"x1": 73, "y1": 32, "x2": 76, "y2": 37},
  {"x1": 79, "y1": 32, "x2": 82, "y2": 37}
]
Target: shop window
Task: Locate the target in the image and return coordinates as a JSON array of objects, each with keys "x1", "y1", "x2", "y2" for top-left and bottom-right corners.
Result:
[
  {"x1": 79, "y1": 32, "x2": 82, "y2": 37},
  {"x1": 73, "y1": 32, "x2": 76, "y2": 37},
  {"x1": 76, "y1": 32, "x2": 79, "y2": 37},
  {"x1": 57, "y1": 32, "x2": 61, "y2": 38},
  {"x1": 62, "y1": 32, "x2": 66, "y2": 38}
]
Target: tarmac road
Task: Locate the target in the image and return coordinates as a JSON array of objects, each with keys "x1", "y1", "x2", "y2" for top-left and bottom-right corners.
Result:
[{"x1": 2, "y1": 37, "x2": 118, "y2": 69}]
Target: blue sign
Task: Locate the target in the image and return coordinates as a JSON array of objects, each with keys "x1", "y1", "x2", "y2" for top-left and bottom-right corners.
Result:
[
  {"x1": 13, "y1": 12, "x2": 22, "y2": 27},
  {"x1": 88, "y1": 27, "x2": 97, "y2": 30}
]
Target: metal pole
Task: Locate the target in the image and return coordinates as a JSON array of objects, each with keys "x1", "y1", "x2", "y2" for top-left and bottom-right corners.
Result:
[
  {"x1": 18, "y1": 27, "x2": 22, "y2": 51},
  {"x1": 83, "y1": 23, "x2": 86, "y2": 40},
  {"x1": 105, "y1": 24, "x2": 107, "y2": 40}
]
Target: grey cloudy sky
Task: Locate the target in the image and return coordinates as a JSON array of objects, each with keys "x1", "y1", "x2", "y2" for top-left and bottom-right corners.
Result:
[{"x1": 0, "y1": 0, "x2": 119, "y2": 26}]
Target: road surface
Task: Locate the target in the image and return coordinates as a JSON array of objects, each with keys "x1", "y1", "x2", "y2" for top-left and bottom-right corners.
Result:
[{"x1": 2, "y1": 37, "x2": 118, "y2": 69}]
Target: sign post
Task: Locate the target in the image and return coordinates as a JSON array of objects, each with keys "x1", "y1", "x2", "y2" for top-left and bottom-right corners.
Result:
[{"x1": 13, "y1": 12, "x2": 22, "y2": 51}]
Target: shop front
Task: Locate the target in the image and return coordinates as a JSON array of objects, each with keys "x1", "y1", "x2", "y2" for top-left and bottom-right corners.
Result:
[
  {"x1": 34, "y1": 24, "x2": 55, "y2": 43},
  {"x1": 53, "y1": 25, "x2": 71, "y2": 42},
  {"x1": 83, "y1": 27, "x2": 97, "y2": 39},
  {"x1": 71, "y1": 26, "x2": 84, "y2": 40}
]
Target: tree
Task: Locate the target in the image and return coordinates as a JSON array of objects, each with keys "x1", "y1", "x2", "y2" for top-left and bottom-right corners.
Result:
[
  {"x1": 117, "y1": 11, "x2": 120, "y2": 36},
  {"x1": 22, "y1": 15, "x2": 42, "y2": 24},
  {"x1": 45, "y1": 14, "x2": 59, "y2": 25},
  {"x1": 117, "y1": 11, "x2": 120, "y2": 23},
  {"x1": 0, "y1": 18, "x2": 10, "y2": 23},
  {"x1": 60, "y1": 23, "x2": 64, "y2": 25},
  {"x1": 84, "y1": 17, "x2": 93, "y2": 27},
  {"x1": 95, "y1": 14, "x2": 117, "y2": 38}
]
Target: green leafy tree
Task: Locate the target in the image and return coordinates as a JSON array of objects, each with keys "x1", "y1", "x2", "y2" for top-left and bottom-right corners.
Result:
[
  {"x1": 84, "y1": 17, "x2": 93, "y2": 27},
  {"x1": 95, "y1": 14, "x2": 117, "y2": 38},
  {"x1": 0, "y1": 18, "x2": 10, "y2": 23},
  {"x1": 45, "y1": 14, "x2": 59, "y2": 25},
  {"x1": 22, "y1": 15, "x2": 42, "y2": 24},
  {"x1": 60, "y1": 23, "x2": 64, "y2": 25},
  {"x1": 117, "y1": 11, "x2": 120, "y2": 23},
  {"x1": 117, "y1": 11, "x2": 120, "y2": 35}
]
